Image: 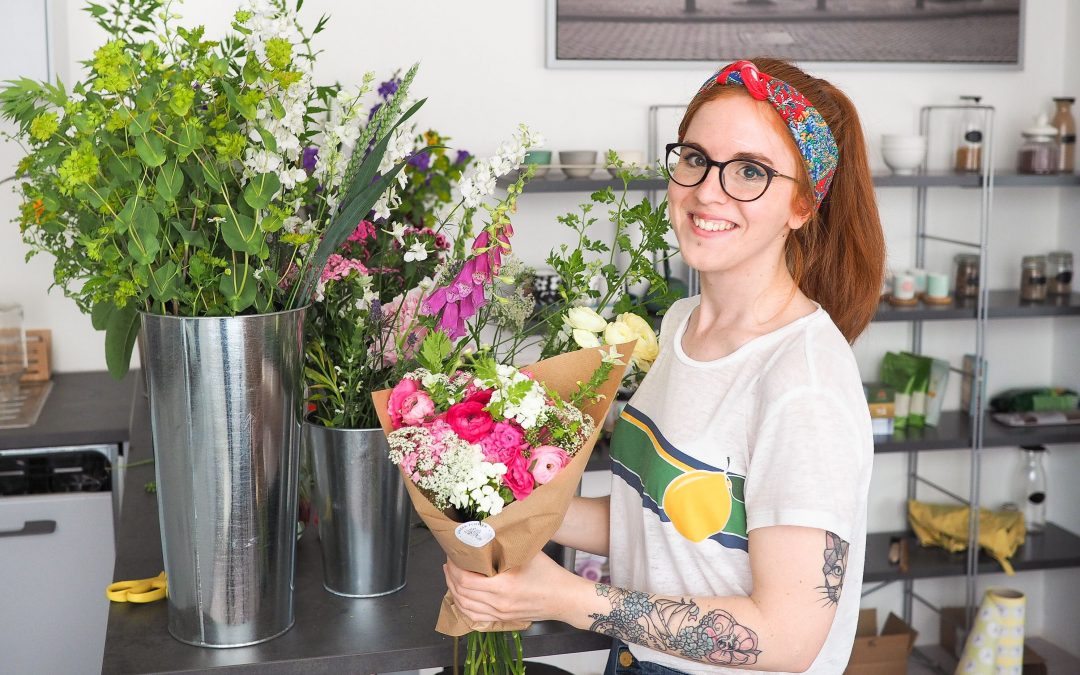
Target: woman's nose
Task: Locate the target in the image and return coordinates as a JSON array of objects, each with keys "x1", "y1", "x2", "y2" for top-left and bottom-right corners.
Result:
[{"x1": 694, "y1": 167, "x2": 732, "y2": 204}]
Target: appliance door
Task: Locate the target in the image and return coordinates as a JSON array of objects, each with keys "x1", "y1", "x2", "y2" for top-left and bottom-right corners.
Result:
[{"x1": 0, "y1": 492, "x2": 115, "y2": 675}]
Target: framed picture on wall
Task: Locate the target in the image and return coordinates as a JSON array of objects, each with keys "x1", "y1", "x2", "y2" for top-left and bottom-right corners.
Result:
[{"x1": 546, "y1": 0, "x2": 1023, "y2": 69}]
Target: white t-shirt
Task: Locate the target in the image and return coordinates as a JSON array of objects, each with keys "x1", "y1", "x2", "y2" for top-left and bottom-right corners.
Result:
[{"x1": 607, "y1": 296, "x2": 873, "y2": 674}]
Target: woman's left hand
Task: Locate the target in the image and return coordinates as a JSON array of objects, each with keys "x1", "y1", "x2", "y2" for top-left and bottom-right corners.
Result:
[{"x1": 443, "y1": 551, "x2": 585, "y2": 624}]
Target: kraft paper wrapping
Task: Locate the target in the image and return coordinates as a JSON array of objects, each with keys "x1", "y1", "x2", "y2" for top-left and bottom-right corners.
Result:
[
  {"x1": 907, "y1": 501, "x2": 1026, "y2": 575},
  {"x1": 955, "y1": 589, "x2": 1026, "y2": 675},
  {"x1": 372, "y1": 342, "x2": 633, "y2": 637}
]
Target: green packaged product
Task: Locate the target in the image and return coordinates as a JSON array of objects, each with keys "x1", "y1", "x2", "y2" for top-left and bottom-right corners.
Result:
[
  {"x1": 990, "y1": 387, "x2": 1079, "y2": 413},
  {"x1": 901, "y1": 352, "x2": 949, "y2": 428},
  {"x1": 880, "y1": 352, "x2": 921, "y2": 429}
]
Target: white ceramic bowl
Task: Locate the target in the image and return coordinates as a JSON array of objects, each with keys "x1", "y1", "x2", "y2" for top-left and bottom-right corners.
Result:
[
  {"x1": 608, "y1": 149, "x2": 646, "y2": 177},
  {"x1": 881, "y1": 136, "x2": 927, "y2": 175}
]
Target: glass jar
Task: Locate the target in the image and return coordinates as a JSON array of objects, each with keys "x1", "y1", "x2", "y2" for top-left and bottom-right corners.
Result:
[
  {"x1": 953, "y1": 253, "x2": 980, "y2": 298},
  {"x1": 1047, "y1": 250, "x2": 1073, "y2": 295},
  {"x1": 954, "y1": 96, "x2": 984, "y2": 173},
  {"x1": 1020, "y1": 255, "x2": 1048, "y2": 301},
  {"x1": 1017, "y1": 445, "x2": 1048, "y2": 534},
  {"x1": 0, "y1": 303, "x2": 27, "y2": 402},
  {"x1": 1016, "y1": 115, "x2": 1059, "y2": 175},
  {"x1": 1051, "y1": 97, "x2": 1076, "y2": 173}
]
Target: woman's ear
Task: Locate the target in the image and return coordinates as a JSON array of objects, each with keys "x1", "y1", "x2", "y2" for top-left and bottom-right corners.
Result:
[{"x1": 787, "y1": 195, "x2": 813, "y2": 231}]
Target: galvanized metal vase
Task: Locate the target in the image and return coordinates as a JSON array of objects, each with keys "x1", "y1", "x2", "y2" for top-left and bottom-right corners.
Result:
[
  {"x1": 141, "y1": 308, "x2": 306, "y2": 648},
  {"x1": 304, "y1": 423, "x2": 410, "y2": 597}
]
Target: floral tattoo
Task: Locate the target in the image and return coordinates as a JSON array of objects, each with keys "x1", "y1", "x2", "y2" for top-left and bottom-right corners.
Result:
[
  {"x1": 819, "y1": 531, "x2": 849, "y2": 607},
  {"x1": 588, "y1": 586, "x2": 761, "y2": 666}
]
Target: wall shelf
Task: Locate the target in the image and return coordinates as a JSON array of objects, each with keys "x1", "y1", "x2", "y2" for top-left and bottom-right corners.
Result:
[
  {"x1": 874, "y1": 411, "x2": 1080, "y2": 454},
  {"x1": 873, "y1": 291, "x2": 1080, "y2": 323},
  {"x1": 864, "y1": 523, "x2": 1080, "y2": 583},
  {"x1": 505, "y1": 170, "x2": 1080, "y2": 193}
]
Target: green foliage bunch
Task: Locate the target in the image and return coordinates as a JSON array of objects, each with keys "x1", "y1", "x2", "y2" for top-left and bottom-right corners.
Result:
[{"x1": 1, "y1": 0, "x2": 422, "y2": 377}]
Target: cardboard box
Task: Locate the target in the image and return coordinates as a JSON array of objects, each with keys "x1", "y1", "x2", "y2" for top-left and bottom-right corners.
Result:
[{"x1": 845, "y1": 609, "x2": 917, "y2": 675}]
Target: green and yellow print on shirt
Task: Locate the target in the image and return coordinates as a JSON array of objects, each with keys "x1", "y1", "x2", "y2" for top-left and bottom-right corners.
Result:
[{"x1": 610, "y1": 404, "x2": 749, "y2": 551}]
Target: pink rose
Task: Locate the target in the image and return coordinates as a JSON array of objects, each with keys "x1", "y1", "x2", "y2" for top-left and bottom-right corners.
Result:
[
  {"x1": 446, "y1": 401, "x2": 494, "y2": 442},
  {"x1": 400, "y1": 391, "x2": 435, "y2": 426},
  {"x1": 388, "y1": 378, "x2": 419, "y2": 429},
  {"x1": 502, "y1": 453, "x2": 535, "y2": 501},
  {"x1": 529, "y1": 445, "x2": 569, "y2": 485}
]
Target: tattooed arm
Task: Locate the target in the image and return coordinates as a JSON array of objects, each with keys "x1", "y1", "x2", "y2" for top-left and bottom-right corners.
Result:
[
  {"x1": 445, "y1": 524, "x2": 851, "y2": 673},
  {"x1": 580, "y1": 526, "x2": 849, "y2": 671}
]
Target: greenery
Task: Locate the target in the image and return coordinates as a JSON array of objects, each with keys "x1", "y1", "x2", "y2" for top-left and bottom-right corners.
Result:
[{"x1": 1, "y1": 0, "x2": 419, "y2": 378}]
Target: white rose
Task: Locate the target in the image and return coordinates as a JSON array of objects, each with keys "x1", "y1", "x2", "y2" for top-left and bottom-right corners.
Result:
[
  {"x1": 618, "y1": 312, "x2": 660, "y2": 362},
  {"x1": 566, "y1": 306, "x2": 608, "y2": 333},
  {"x1": 572, "y1": 328, "x2": 601, "y2": 349},
  {"x1": 603, "y1": 320, "x2": 637, "y2": 347}
]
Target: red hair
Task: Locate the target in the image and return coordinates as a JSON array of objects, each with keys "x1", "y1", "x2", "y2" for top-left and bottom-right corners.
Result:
[{"x1": 678, "y1": 58, "x2": 886, "y2": 343}]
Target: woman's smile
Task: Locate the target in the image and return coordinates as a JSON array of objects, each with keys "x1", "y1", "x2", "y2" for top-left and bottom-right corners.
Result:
[{"x1": 690, "y1": 212, "x2": 741, "y2": 237}]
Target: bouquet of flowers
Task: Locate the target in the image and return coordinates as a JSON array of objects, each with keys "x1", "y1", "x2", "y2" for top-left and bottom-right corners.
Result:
[{"x1": 373, "y1": 334, "x2": 633, "y2": 674}]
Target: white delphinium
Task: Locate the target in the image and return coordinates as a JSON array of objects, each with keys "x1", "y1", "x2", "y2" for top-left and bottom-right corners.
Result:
[
  {"x1": 237, "y1": 0, "x2": 314, "y2": 191},
  {"x1": 312, "y1": 80, "x2": 375, "y2": 192},
  {"x1": 458, "y1": 123, "x2": 545, "y2": 209}
]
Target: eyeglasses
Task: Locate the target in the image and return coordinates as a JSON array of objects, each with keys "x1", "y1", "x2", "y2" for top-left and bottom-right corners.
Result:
[{"x1": 665, "y1": 143, "x2": 796, "y2": 202}]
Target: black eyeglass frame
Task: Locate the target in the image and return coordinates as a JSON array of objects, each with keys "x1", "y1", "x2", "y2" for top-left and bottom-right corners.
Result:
[{"x1": 664, "y1": 142, "x2": 796, "y2": 203}]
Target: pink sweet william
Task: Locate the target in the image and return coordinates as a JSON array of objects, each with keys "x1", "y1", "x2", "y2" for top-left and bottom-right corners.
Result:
[
  {"x1": 387, "y1": 378, "x2": 419, "y2": 429},
  {"x1": 445, "y1": 401, "x2": 493, "y2": 443},
  {"x1": 502, "y1": 453, "x2": 535, "y2": 501},
  {"x1": 529, "y1": 445, "x2": 569, "y2": 485}
]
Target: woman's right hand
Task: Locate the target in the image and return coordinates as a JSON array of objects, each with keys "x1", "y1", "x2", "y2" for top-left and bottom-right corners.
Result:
[{"x1": 551, "y1": 495, "x2": 611, "y2": 556}]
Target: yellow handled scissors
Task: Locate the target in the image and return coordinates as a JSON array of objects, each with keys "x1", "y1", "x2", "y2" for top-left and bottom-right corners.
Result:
[{"x1": 106, "y1": 571, "x2": 167, "y2": 603}]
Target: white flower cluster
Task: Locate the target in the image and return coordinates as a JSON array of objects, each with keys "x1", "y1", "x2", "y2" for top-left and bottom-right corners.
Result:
[
  {"x1": 485, "y1": 364, "x2": 548, "y2": 429},
  {"x1": 312, "y1": 83, "x2": 375, "y2": 207},
  {"x1": 388, "y1": 427, "x2": 506, "y2": 517},
  {"x1": 449, "y1": 446, "x2": 508, "y2": 518},
  {"x1": 238, "y1": 0, "x2": 311, "y2": 191},
  {"x1": 458, "y1": 124, "x2": 545, "y2": 208}
]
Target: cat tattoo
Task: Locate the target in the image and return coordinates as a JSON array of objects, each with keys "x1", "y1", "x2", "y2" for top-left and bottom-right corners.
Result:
[{"x1": 819, "y1": 531, "x2": 849, "y2": 607}]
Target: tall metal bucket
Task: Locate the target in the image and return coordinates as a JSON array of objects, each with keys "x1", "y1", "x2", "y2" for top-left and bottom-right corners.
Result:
[
  {"x1": 141, "y1": 307, "x2": 306, "y2": 648},
  {"x1": 304, "y1": 423, "x2": 410, "y2": 597}
]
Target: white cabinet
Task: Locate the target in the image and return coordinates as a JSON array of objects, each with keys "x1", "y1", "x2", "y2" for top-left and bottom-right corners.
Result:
[{"x1": 0, "y1": 492, "x2": 115, "y2": 675}]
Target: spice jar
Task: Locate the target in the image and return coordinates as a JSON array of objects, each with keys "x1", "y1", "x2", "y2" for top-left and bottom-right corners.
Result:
[
  {"x1": 1047, "y1": 250, "x2": 1073, "y2": 295},
  {"x1": 954, "y1": 96, "x2": 984, "y2": 173},
  {"x1": 954, "y1": 253, "x2": 980, "y2": 298},
  {"x1": 1017, "y1": 115, "x2": 1060, "y2": 175},
  {"x1": 1020, "y1": 255, "x2": 1048, "y2": 301},
  {"x1": 1051, "y1": 97, "x2": 1076, "y2": 173}
]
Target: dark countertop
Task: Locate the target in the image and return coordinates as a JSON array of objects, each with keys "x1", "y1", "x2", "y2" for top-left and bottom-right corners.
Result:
[
  {"x1": 0, "y1": 371, "x2": 136, "y2": 450},
  {"x1": 102, "y1": 388, "x2": 610, "y2": 674}
]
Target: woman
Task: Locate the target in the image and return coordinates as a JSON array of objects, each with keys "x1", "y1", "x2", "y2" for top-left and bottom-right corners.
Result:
[{"x1": 444, "y1": 58, "x2": 886, "y2": 674}]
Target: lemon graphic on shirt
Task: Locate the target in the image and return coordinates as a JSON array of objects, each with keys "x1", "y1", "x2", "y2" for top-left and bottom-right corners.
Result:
[{"x1": 662, "y1": 470, "x2": 733, "y2": 542}]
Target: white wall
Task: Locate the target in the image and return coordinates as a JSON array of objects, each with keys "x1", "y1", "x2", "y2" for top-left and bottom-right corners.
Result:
[{"x1": 1, "y1": 0, "x2": 1076, "y2": 663}]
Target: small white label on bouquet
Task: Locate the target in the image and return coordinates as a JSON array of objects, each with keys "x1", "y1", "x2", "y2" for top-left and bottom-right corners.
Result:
[{"x1": 455, "y1": 521, "x2": 495, "y2": 548}]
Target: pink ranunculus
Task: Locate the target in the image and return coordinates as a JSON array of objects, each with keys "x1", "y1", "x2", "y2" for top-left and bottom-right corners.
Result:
[
  {"x1": 478, "y1": 421, "x2": 525, "y2": 465},
  {"x1": 388, "y1": 378, "x2": 419, "y2": 429},
  {"x1": 445, "y1": 401, "x2": 493, "y2": 443},
  {"x1": 529, "y1": 445, "x2": 570, "y2": 485},
  {"x1": 502, "y1": 453, "x2": 535, "y2": 501},
  {"x1": 400, "y1": 391, "x2": 435, "y2": 426}
]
